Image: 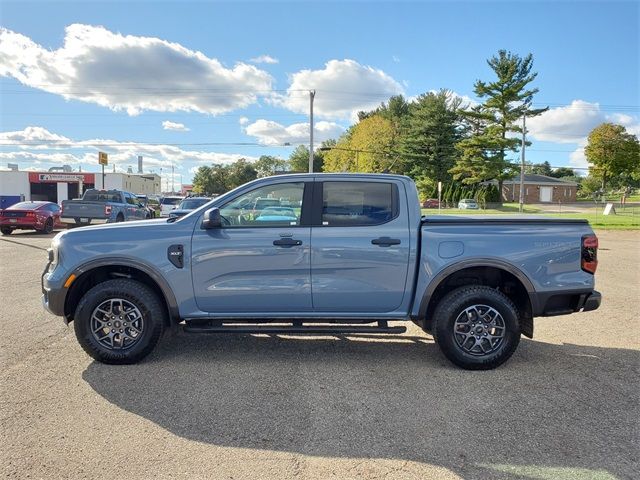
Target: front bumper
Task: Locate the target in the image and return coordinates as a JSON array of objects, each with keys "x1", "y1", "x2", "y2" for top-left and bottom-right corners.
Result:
[{"x1": 41, "y1": 260, "x2": 67, "y2": 319}]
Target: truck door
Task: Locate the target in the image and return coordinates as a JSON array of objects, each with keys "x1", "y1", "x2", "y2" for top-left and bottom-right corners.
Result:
[
  {"x1": 191, "y1": 181, "x2": 312, "y2": 313},
  {"x1": 310, "y1": 180, "x2": 411, "y2": 313}
]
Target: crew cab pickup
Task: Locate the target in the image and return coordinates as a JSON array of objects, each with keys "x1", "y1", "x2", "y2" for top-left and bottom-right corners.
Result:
[
  {"x1": 42, "y1": 174, "x2": 601, "y2": 369},
  {"x1": 60, "y1": 189, "x2": 151, "y2": 226}
]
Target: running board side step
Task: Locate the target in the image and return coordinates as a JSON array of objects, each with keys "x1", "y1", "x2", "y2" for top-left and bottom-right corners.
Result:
[{"x1": 183, "y1": 322, "x2": 406, "y2": 335}]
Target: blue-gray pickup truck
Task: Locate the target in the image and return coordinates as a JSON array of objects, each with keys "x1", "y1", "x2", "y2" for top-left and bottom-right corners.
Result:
[
  {"x1": 42, "y1": 174, "x2": 601, "y2": 369},
  {"x1": 60, "y1": 189, "x2": 151, "y2": 226}
]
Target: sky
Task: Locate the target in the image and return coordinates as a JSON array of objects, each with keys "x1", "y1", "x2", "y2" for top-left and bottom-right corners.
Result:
[{"x1": 0, "y1": 0, "x2": 638, "y2": 188}]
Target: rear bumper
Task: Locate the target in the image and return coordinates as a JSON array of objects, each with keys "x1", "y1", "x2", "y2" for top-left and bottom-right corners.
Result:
[
  {"x1": 0, "y1": 218, "x2": 43, "y2": 229},
  {"x1": 582, "y1": 290, "x2": 601, "y2": 312},
  {"x1": 533, "y1": 289, "x2": 601, "y2": 317},
  {"x1": 60, "y1": 217, "x2": 109, "y2": 225}
]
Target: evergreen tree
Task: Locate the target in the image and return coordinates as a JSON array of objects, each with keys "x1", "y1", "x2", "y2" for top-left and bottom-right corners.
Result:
[
  {"x1": 451, "y1": 50, "x2": 548, "y2": 197},
  {"x1": 288, "y1": 145, "x2": 324, "y2": 173},
  {"x1": 400, "y1": 90, "x2": 463, "y2": 186},
  {"x1": 530, "y1": 161, "x2": 553, "y2": 176}
]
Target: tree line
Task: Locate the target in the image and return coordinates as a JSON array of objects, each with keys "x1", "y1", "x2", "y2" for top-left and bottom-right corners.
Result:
[{"x1": 193, "y1": 49, "x2": 639, "y2": 199}]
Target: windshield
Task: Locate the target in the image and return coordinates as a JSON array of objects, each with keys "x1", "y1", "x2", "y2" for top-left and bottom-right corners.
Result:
[
  {"x1": 178, "y1": 198, "x2": 209, "y2": 210},
  {"x1": 161, "y1": 197, "x2": 182, "y2": 205}
]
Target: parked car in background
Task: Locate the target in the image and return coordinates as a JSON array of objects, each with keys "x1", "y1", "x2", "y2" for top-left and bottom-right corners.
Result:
[
  {"x1": 168, "y1": 197, "x2": 211, "y2": 219},
  {"x1": 136, "y1": 195, "x2": 160, "y2": 218},
  {"x1": 421, "y1": 198, "x2": 440, "y2": 209},
  {"x1": 458, "y1": 198, "x2": 479, "y2": 210},
  {"x1": 160, "y1": 196, "x2": 184, "y2": 217},
  {"x1": 60, "y1": 189, "x2": 149, "y2": 226},
  {"x1": 255, "y1": 206, "x2": 298, "y2": 222},
  {"x1": 0, "y1": 201, "x2": 61, "y2": 235}
]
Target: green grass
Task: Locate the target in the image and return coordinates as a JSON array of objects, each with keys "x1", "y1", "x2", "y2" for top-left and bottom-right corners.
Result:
[
  {"x1": 422, "y1": 205, "x2": 640, "y2": 230},
  {"x1": 542, "y1": 210, "x2": 640, "y2": 229},
  {"x1": 577, "y1": 194, "x2": 640, "y2": 203}
]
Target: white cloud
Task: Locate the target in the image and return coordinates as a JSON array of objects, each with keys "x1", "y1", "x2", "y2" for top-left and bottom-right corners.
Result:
[
  {"x1": 0, "y1": 127, "x2": 257, "y2": 176},
  {"x1": 0, "y1": 126, "x2": 73, "y2": 149},
  {"x1": 162, "y1": 121, "x2": 189, "y2": 131},
  {"x1": 272, "y1": 59, "x2": 404, "y2": 120},
  {"x1": 528, "y1": 100, "x2": 640, "y2": 144},
  {"x1": 239, "y1": 116, "x2": 249, "y2": 125},
  {"x1": 244, "y1": 119, "x2": 344, "y2": 146},
  {"x1": 0, "y1": 24, "x2": 273, "y2": 115},
  {"x1": 527, "y1": 100, "x2": 603, "y2": 143},
  {"x1": 249, "y1": 54, "x2": 279, "y2": 65},
  {"x1": 392, "y1": 55, "x2": 400, "y2": 63}
]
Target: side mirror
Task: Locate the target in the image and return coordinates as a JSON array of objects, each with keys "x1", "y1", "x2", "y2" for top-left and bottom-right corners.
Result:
[{"x1": 202, "y1": 207, "x2": 222, "y2": 229}]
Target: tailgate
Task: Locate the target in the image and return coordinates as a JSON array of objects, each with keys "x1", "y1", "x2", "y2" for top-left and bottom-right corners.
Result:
[{"x1": 61, "y1": 201, "x2": 108, "y2": 219}]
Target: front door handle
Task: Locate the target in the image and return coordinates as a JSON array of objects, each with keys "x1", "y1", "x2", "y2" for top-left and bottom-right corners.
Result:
[
  {"x1": 273, "y1": 238, "x2": 302, "y2": 248},
  {"x1": 371, "y1": 237, "x2": 401, "y2": 247}
]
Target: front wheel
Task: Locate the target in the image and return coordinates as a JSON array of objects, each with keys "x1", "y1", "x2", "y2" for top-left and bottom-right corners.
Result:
[
  {"x1": 0, "y1": 226, "x2": 12, "y2": 235},
  {"x1": 74, "y1": 279, "x2": 165, "y2": 364},
  {"x1": 432, "y1": 286, "x2": 521, "y2": 370}
]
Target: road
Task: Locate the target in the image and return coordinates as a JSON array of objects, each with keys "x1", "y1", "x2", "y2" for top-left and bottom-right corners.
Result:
[{"x1": 1, "y1": 229, "x2": 638, "y2": 479}]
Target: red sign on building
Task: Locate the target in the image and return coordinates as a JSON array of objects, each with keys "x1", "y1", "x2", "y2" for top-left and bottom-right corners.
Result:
[{"x1": 29, "y1": 172, "x2": 95, "y2": 184}]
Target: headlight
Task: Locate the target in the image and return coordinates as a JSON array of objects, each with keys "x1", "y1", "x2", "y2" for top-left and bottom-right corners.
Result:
[{"x1": 48, "y1": 236, "x2": 61, "y2": 271}]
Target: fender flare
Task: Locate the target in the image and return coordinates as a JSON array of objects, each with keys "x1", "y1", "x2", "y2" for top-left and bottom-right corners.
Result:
[
  {"x1": 418, "y1": 257, "x2": 538, "y2": 320},
  {"x1": 67, "y1": 257, "x2": 180, "y2": 322}
]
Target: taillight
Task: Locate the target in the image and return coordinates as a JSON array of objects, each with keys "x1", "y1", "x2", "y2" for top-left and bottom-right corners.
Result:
[
  {"x1": 26, "y1": 211, "x2": 35, "y2": 218},
  {"x1": 581, "y1": 234, "x2": 598, "y2": 274},
  {"x1": 104, "y1": 205, "x2": 112, "y2": 215}
]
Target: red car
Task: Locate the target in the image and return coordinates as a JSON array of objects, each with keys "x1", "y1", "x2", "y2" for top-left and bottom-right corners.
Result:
[
  {"x1": 0, "y1": 201, "x2": 62, "y2": 235},
  {"x1": 421, "y1": 198, "x2": 440, "y2": 208}
]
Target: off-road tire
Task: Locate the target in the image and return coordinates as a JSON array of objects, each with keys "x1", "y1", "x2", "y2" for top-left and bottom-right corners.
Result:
[
  {"x1": 432, "y1": 286, "x2": 521, "y2": 370},
  {"x1": 74, "y1": 279, "x2": 165, "y2": 364}
]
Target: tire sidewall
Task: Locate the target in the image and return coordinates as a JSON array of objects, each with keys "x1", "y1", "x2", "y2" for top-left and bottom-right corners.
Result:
[
  {"x1": 434, "y1": 287, "x2": 521, "y2": 370},
  {"x1": 74, "y1": 279, "x2": 164, "y2": 364},
  {"x1": 43, "y1": 218, "x2": 54, "y2": 233}
]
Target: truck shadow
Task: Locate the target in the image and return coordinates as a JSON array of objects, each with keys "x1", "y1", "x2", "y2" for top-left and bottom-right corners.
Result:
[{"x1": 82, "y1": 333, "x2": 638, "y2": 479}]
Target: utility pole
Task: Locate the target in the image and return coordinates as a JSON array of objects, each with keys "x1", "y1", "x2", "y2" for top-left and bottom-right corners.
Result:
[
  {"x1": 171, "y1": 163, "x2": 175, "y2": 193},
  {"x1": 309, "y1": 90, "x2": 316, "y2": 173},
  {"x1": 518, "y1": 114, "x2": 526, "y2": 213}
]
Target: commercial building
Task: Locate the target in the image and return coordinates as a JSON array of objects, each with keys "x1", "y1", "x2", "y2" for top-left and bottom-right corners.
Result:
[
  {"x1": 0, "y1": 170, "x2": 161, "y2": 207},
  {"x1": 485, "y1": 174, "x2": 578, "y2": 203}
]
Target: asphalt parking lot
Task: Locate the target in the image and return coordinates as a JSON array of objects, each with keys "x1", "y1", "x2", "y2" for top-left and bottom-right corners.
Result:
[{"x1": 1, "y1": 230, "x2": 638, "y2": 480}]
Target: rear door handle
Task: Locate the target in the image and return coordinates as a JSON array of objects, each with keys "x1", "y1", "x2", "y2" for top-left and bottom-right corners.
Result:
[
  {"x1": 273, "y1": 238, "x2": 302, "y2": 248},
  {"x1": 371, "y1": 237, "x2": 401, "y2": 247}
]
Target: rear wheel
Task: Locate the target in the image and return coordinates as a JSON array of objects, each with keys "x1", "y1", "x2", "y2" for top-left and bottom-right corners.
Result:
[
  {"x1": 74, "y1": 279, "x2": 165, "y2": 364},
  {"x1": 115, "y1": 214, "x2": 124, "y2": 222},
  {"x1": 0, "y1": 226, "x2": 12, "y2": 235},
  {"x1": 42, "y1": 217, "x2": 54, "y2": 234},
  {"x1": 432, "y1": 286, "x2": 521, "y2": 370}
]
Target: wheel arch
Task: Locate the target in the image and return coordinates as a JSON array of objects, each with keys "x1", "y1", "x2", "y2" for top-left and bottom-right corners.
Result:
[
  {"x1": 64, "y1": 258, "x2": 180, "y2": 327},
  {"x1": 419, "y1": 259, "x2": 536, "y2": 338}
]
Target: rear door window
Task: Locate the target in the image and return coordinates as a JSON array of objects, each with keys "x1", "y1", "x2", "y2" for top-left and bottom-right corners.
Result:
[{"x1": 321, "y1": 181, "x2": 397, "y2": 227}]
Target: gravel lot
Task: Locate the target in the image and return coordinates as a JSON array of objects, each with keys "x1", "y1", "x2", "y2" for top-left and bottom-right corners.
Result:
[{"x1": 1, "y1": 230, "x2": 638, "y2": 480}]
